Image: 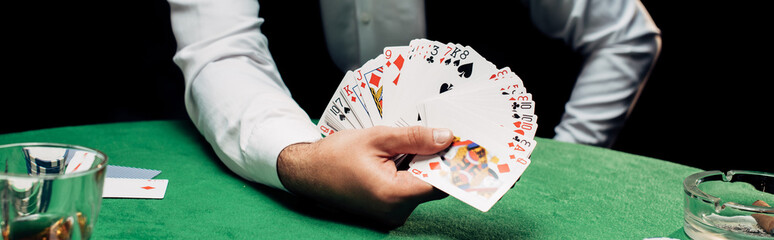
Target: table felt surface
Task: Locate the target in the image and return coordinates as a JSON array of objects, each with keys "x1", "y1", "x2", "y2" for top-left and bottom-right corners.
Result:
[{"x1": 0, "y1": 120, "x2": 703, "y2": 239}]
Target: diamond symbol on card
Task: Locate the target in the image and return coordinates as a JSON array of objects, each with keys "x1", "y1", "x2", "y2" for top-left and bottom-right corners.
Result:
[
  {"x1": 497, "y1": 164, "x2": 511, "y2": 173},
  {"x1": 369, "y1": 73, "x2": 381, "y2": 87},
  {"x1": 360, "y1": 82, "x2": 366, "y2": 88},
  {"x1": 429, "y1": 162, "x2": 440, "y2": 170},
  {"x1": 351, "y1": 96, "x2": 357, "y2": 102},
  {"x1": 385, "y1": 60, "x2": 391, "y2": 67},
  {"x1": 141, "y1": 186, "x2": 155, "y2": 190},
  {"x1": 394, "y1": 55, "x2": 404, "y2": 70}
]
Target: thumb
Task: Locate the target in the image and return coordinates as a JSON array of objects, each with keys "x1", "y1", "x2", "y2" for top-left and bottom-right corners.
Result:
[{"x1": 372, "y1": 126, "x2": 454, "y2": 155}]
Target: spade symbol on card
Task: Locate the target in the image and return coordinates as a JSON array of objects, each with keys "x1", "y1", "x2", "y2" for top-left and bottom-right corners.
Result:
[
  {"x1": 339, "y1": 114, "x2": 346, "y2": 121},
  {"x1": 457, "y1": 63, "x2": 473, "y2": 78},
  {"x1": 440, "y1": 83, "x2": 453, "y2": 93},
  {"x1": 444, "y1": 59, "x2": 452, "y2": 65},
  {"x1": 344, "y1": 107, "x2": 351, "y2": 114},
  {"x1": 512, "y1": 113, "x2": 521, "y2": 119}
]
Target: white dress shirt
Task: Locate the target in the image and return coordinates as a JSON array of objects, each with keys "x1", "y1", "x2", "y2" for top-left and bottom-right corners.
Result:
[{"x1": 168, "y1": 0, "x2": 660, "y2": 190}]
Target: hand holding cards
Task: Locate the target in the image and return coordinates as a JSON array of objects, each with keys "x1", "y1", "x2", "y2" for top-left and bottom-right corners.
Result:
[{"x1": 317, "y1": 39, "x2": 538, "y2": 212}]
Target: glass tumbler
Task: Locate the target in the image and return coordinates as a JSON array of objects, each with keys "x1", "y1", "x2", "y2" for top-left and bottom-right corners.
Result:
[{"x1": 1, "y1": 143, "x2": 107, "y2": 239}]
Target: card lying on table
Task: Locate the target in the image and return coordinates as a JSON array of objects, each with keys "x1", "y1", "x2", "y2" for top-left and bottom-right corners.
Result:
[
  {"x1": 102, "y1": 165, "x2": 167, "y2": 199},
  {"x1": 106, "y1": 165, "x2": 162, "y2": 179},
  {"x1": 316, "y1": 39, "x2": 538, "y2": 212},
  {"x1": 102, "y1": 178, "x2": 169, "y2": 199}
]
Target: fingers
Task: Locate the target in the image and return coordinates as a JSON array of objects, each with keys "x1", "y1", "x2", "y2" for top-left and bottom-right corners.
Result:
[
  {"x1": 393, "y1": 171, "x2": 448, "y2": 202},
  {"x1": 367, "y1": 126, "x2": 451, "y2": 203},
  {"x1": 370, "y1": 126, "x2": 454, "y2": 155}
]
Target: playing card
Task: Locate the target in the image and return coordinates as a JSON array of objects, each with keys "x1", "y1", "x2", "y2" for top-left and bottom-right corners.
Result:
[
  {"x1": 316, "y1": 39, "x2": 539, "y2": 211},
  {"x1": 408, "y1": 125, "x2": 530, "y2": 212},
  {"x1": 380, "y1": 46, "x2": 410, "y2": 122},
  {"x1": 106, "y1": 165, "x2": 162, "y2": 179},
  {"x1": 102, "y1": 178, "x2": 169, "y2": 199},
  {"x1": 318, "y1": 71, "x2": 360, "y2": 136},
  {"x1": 351, "y1": 56, "x2": 387, "y2": 123},
  {"x1": 420, "y1": 97, "x2": 537, "y2": 159},
  {"x1": 395, "y1": 41, "x2": 499, "y2": 126},
  {"x1": 343, "y1": 68, "x2": 379, "y2": 128},
  {"x1": 64, "y1": 150, "x2": 96, "y2": 174},
  {"x1": 408, "y1": 139, "x2": 531, "y2": 212}
]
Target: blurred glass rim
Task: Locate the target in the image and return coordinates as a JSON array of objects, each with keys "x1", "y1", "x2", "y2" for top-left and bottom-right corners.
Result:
[
  {"x1": 684, "y1": 170, "x2": 774, "y2": 214},
  {"x1": 0, "y1": 142, "x2": 108, "y2": 180}
]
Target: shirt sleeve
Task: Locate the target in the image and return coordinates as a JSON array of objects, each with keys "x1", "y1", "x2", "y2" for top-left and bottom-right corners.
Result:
[
  {"x1": 522, "y1": 0, "x2": 662, "y2": 147},
  {"x1": 168, "y1": 0, "x2": 322, "y2": 191}
]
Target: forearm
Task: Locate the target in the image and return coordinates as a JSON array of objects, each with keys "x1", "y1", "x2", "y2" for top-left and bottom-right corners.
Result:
[
  {"x1": 524, "y1": 0, "x2": 662, "y2": 146},
  {"x1": 553, "y1": 36, "x2": 661, "y2": 146},
  {"x1": 188, "y1": 58, "x2": 321, "y2": 189},
  {"x1": 169, "y1": 0, "x2": 321, "y2": 190}
]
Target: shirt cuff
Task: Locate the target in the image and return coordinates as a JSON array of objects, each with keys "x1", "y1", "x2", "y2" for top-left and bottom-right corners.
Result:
[{"x1": 241, "y1": 108, "x2": 322, "y2": 192}]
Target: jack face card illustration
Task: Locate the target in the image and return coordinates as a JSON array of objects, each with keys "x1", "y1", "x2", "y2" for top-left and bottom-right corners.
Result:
[
  {"x1": 316, "y1": 39, "x2": 538, "y2": 211},
  {"x1": 353, "y1": 55, "x2": 387, "y2": 123}
]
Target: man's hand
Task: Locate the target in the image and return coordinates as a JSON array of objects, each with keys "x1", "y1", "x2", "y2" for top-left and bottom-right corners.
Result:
[{"x1": 277, "y1": 126, "x2": 454, "y2": 226}]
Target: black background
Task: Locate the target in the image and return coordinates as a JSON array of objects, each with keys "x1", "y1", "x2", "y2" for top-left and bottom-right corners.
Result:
[{"x1": 3, "y1": 1, "x2": 771, "y2": 173}]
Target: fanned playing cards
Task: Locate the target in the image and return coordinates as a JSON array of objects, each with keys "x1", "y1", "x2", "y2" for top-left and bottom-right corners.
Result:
[{"x1": 317, "y1": 39, "x2": 537, "y2": 212}]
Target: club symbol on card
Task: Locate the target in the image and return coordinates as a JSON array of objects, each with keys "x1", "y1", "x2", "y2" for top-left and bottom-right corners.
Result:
[
  {"x1": 426, "y1": 56, "x2": 435, "y2": 63},
  {"x1": 440, "y1": 83, "x2": 454, "y2": 93},
  {"x1": 457, "y1": 63, "x2": 473, "y2": 78}
]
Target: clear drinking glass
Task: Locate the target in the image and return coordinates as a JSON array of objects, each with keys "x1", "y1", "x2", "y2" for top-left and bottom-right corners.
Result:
[
  {"x1": 683, "y1": 170, "x2": 774, "y2": 239},
  {"x1": 1, "y1": 143, "x2": 107, "y2": 239}
]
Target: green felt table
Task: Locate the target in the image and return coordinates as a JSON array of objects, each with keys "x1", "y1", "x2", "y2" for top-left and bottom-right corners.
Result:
[{"x1": 0, "y1": 120, "x2": 703, "y2": 239}]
